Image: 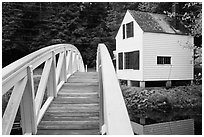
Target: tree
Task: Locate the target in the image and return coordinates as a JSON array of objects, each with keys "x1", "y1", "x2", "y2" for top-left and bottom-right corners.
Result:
[{"x1": 2, "y1": 2, "x2": 202, "y2": 68}]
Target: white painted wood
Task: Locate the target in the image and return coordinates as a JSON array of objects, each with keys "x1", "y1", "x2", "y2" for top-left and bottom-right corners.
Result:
[
  {"x1": 131, "y1": 119, "x2": 194, "y2": 135},
  {"x1": 2, "y1": 69, "x2": 27, "y2": 95},
  {"x1": 2, "y1": 44, "x2": 79, "y2": 95},
  {"x1": 115, "y1": 10, "x2": 193, "y2": 82},
  {"x1": 3, "y1": 52, "x2": 52, "y2": 95},
  {"x1": 66, "y1": 73, "x2": 72, "y2": 81},
  {"x1": 35, "y1": 58, "x2": 52, "y2": 116},
  {"x1": 143, "y1": 32, "x2": 194, "y2": 81},
  {"x1": 66, "y1": 50, "x2": 70, "y2": 74},
  {"x1": 2, "y1": 44, "x2": 85, "y2": 134},
  {"x1": 98, "y1": 65, "x2": 104, "y2": 134},
  {"x1": 78, "y1": 58, "x2": 84, "y2": 72},
  {"x1": 97, "y1": 44, "x2": 133, "y2": 135},
  {"x1": 76, "y1": 54, "x2": 79, "y2": 71},
  {"x1": 127, "y1": 80, "x2": 132, "y2": 86},
  {"x1": 72, "y1": 51, "x2": 78, "y2": 73},
  {"x1": 57, "y1": 80, "x2": 65, "y2": 93},
  {"x1": 3, "y1": 44, "x2": 71, "y2": 80},
  {"x1": 75, "y1": 53, "x2": 78, "y2": 72},
  {"x1": 101, "y1": 124, "x2": 107, "y2": 135},
  {"x1": 2, "y1": 77, "x2": 27, "y2": 135},
  {"x1": 68, "y1": 50, "x2": 73, "y2": 74},
  {"x1": 61, "y1": 49, "x2": 67, "y2": 82},
  {"x1": 56, "y1": 52, "x2": 65, "y2": 84},
  {"x1": 115, "y1": 10, "x2": 144, "y2": 81},
  {"x1": 47, "y1": 52, "x2": 57, "y2": 97},
  {"x1": 24, "y1": 133, "x2": 32, "y2": 135},
  {"x1": 72, "y1": 52, "x2": 76, "y2": 73},
  {"x1": 37, "y1": 97, "x2": 54, "y2": 125},
  {"x1": 85, "y1": 65, "x2": 88, "y2": 72},
  {"x1": 140, "y1": 81, "x2": 145, "y2": 88},
  {"x1": 131, "y1": 121, "x2": 144, "y2": 135},
  {"x1": 80, "y1": 56, "x2": 85, "y2": 72},
  {"x1": 20, "y1": 66, "x2": 37, "y2": 134},
  {"x1": 31, "y1": 52, "x2": 53, "y2": 70}
]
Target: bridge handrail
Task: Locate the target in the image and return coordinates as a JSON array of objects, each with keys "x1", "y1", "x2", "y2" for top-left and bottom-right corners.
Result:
[
  {"x1": 3, "y1": 44, "x2": 81, "y2": 84},
  {"x1": 2, "y1": 44, "x2": 85, "y2": 135},
  {"x1": 97, "y1": 43, "x2": 133, "y2": 135}
]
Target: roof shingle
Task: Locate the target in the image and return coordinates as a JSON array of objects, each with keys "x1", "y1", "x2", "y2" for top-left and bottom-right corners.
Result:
[{"x1": 128, "y1": 10, "x2": 189, "y2": 35}]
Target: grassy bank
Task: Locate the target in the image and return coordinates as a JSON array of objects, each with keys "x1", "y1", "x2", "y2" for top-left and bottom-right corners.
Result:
[{"x1": 121, "y1": 85, "x2": 202, "y2": 134}]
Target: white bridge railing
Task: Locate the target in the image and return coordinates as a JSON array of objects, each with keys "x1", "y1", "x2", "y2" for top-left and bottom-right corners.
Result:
[
  {"x1": 97, "y1": 43, "x2": 133, "y2": 135},
  {"x1": 2, "y1": 44, "x2": 85, "y2": 135}
]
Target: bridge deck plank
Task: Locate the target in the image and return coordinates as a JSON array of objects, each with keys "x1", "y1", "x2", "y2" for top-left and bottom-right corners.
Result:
[{"x1": 37, "y1": 72, "x2": 100, "y2": 135}]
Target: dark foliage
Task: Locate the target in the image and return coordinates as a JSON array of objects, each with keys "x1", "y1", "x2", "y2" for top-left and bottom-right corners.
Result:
[{"x1": 2, "y1": 2, "x2": 202, "y2": 67}]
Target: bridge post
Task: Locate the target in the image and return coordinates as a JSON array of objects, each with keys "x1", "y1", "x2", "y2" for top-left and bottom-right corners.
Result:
[
  {"x1": 61, "y1": 48, "x2": 67, "y2": 82},
  {"x1": 72, "y1": 51, "x2": 75, "y2": 73},
  {"x1": 72, "y1": 51, "x2": 77, "y2": 73},
  {"x1": 66, "y1": 50, "x2": 70, "y2": 76},
  {"x1": 20, "y1": 66, "x2": 37, "y2": 134},
  {"x1": 68, "y1": 50, "x2": 73, "y2": 75},
  {"x1": 77, "y1": 53, "x2": 80, "y2": 71},
  {"x1": 47, "y1": 52, "x2": 57, "y2": 97},
  {"x1": 127, "y1": 80, "x2": 132, "y2": 87},
  {"x1": 75, "y1": 53, "x2": 78, "y2": 72},
  {"x1": 96, "y1": 51, "x2": 99, "y2": 72}
]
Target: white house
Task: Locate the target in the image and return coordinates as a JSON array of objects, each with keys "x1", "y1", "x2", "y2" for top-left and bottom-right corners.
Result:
[{"x1": 115, "y1": 10, "x2": 194, "y2": 87}]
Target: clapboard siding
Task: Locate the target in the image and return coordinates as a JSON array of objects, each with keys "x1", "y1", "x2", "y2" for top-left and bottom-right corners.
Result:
[
  {"x1": 117, "y1": 69, "x2": 142, "y2": 81},
  {"x1": 143, "y1": 32, "x2": 193, "y2": 80},
  {"x1": 116, "y1": 11, "x2": 143, "y2": 81},
  {"x1": 144, "y1": 122, "x2": 171, "y2": 134},
  {"x1": 144, "y1": 119, "x2": 194, "y2": 135},
  {"x1": 116, "y1": 10, "x2": 194, "y2": 83},
  {"x1": 131, "y1": 119, "x2": 194, "y2": 135}
]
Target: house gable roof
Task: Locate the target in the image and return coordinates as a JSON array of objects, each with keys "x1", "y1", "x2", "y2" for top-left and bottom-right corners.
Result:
[{"x1": 128, "y1": 10, "x2": 189, "y2": 35}]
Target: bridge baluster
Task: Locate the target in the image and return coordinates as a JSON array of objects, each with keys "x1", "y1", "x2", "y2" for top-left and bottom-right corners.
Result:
[
  {"x1": 47, "y1": 51, "x2": 57, "y2": 97},
  {"x1": 20, "y1": 66, "x2": 37, "y2": 135},
  {"x1": 2, "y1": 77, "x2": 27, "y2": 135},
  {"x1": 56, "y1": 52, "x2": 65, "y2": 84},
  {"x1": 2, "y1": 44, "x2": 85, "y2": 135},
  {"x1": 67, "y1": 50, "x2": 73, "y2": 75},
  {"x1": 65, "y1": 50, "x2": 69, "y2": 76},
  {"x1": 72, "y1": 51, "x2": 76, "y2": 73},
  {"x1": 35, "y1": 58, "x2": 52, "y2": 117},
  {"x1": 61, "y1": 48, "x2": 67, "y2": 82}
]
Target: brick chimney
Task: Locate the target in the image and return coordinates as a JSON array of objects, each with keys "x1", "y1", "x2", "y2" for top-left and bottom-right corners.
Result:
[{"x1": 172, "y1": 2, "x2": 179, "y2": 29}]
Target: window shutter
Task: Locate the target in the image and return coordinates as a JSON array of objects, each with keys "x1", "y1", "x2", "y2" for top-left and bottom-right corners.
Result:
[
  {"x1": 133, "y1": 51, "x2": 139, "y2": 70},
  {"x1": 125, "y1": 52, "x2": 130, "y2": 69},
  {"x1": 122, "y1": 24, "x2": 125, "y2": 39},
  {"x1": 118, "y1": 53, "x2": 123, "y2": 70}
]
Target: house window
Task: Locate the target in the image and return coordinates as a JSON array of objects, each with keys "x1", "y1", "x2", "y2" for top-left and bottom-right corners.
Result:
[
  {"x1": 126, "y1": 21, "x2": 134, "y2": 38},
  {"x1": 118, "y1": 53, "x2": 123, "y2": 70},
  {"x1": 157, "y1": 56, "x2": 171, "y2": 64},
  {"x1": 125, "y1": 52, "x2": 131, "y2": 69},
  {"x1": 125, "y1": 51, "x2": 139, "y2": 70},
  {"x1": 122, "y1": 24, "x2": 125, "y2": 39}
]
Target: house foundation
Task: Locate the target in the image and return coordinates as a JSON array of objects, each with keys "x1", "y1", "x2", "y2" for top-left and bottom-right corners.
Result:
[
  {"x1": 127, "y1": 80, "x2": 132, "y2": 87},
  {"x1": 140, "y1": 81, "x2": 145, "y2": 88},
  {"x1": 166, "y1": 80, "x2": 172, "y2": 88}
]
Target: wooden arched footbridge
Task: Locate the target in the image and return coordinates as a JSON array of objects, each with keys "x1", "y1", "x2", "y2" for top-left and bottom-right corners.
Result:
[{"x1": 2, "y1": 44, "x2": 133, "y2": 135}]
